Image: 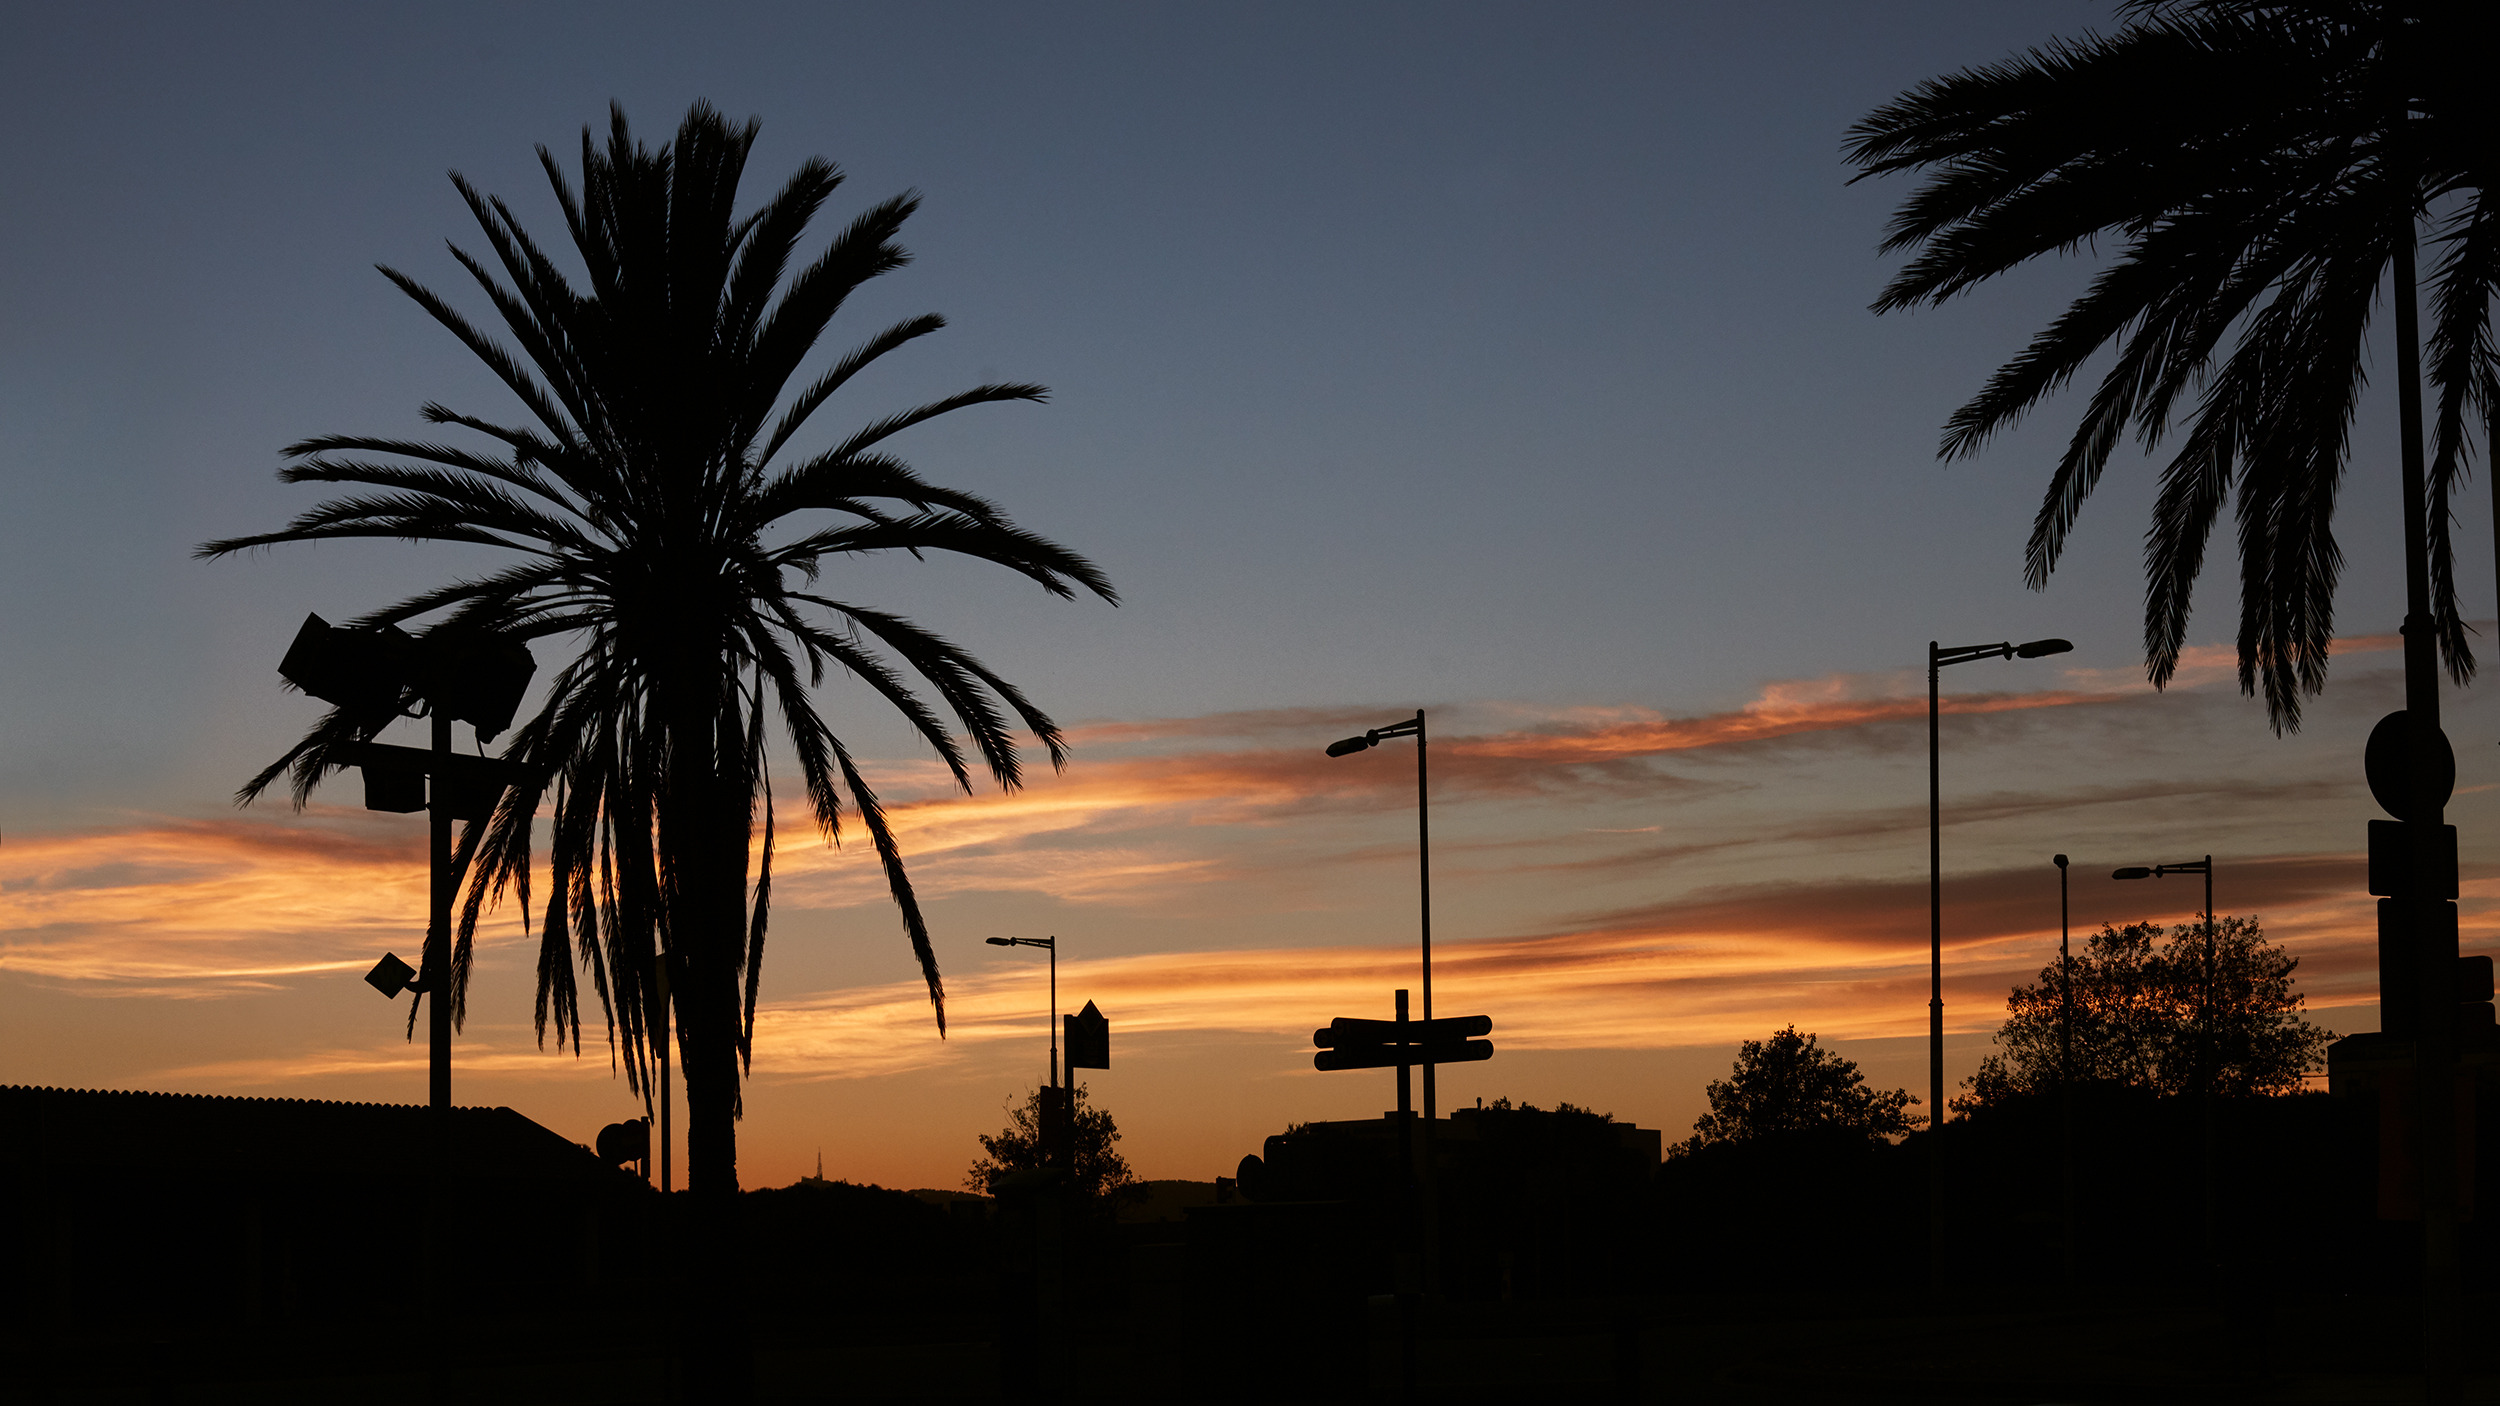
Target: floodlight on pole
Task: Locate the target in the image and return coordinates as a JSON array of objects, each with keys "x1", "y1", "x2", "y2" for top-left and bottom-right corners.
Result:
[
  {"x1": 1926, "y1": 634, "x2": 2069, "y2": 1293},
  {"x1": 272, "y1": 612, "x2": 537, "y2": 1113}
]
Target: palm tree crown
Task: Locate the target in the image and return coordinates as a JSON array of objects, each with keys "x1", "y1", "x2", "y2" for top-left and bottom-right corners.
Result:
[
  {"x1": 202, "y1": 103, "x2": 1115, "y2": 1189},
  {"x1": 1847, "y1": 0, "x2": 2500, "y2": 730}
]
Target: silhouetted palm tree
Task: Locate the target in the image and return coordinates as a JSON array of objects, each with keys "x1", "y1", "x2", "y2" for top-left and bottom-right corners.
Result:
[
  {"x1": 1847, "y1": 0, "x2": 2499, "y2": 731},
  {"x1": 203, "y1": 103, "x2": 1115, "y2": 1192}
]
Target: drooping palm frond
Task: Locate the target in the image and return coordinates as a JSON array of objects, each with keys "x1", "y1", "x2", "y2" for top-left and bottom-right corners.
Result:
[
  {"x1": 202, "y1": 102, "x2": 1114, "y2": 1188},
  {"x1": 1849, "y1": 1, "x2": 2500, "y2": 731}
]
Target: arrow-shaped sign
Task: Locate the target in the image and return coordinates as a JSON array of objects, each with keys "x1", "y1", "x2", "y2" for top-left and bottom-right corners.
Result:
[
  {"x1": 1314, "y1": 1039, "x2": 1494, "y2": 1072},
  {"x1": 1312, "y1": 1013, "x2": 1491, "y2": 1048}
]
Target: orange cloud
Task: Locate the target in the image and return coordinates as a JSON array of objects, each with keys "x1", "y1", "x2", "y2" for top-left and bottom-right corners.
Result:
[
  {"x1": 3, "y1": 657, "x2": 2418, "y2": 1061},
  {"x1": 0, "y1": 811, "x2": 432, "y2": 994},
  {"x1": 738, "y1": 851, "x2": 2399, "y2": 1080}
]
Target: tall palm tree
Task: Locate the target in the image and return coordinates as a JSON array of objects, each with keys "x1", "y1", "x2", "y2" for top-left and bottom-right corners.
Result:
[
  {"x1": 203, "y1": 103, "x2": 1116, "y2": 1193},
  {"x1": 1845, "y1": 0, "x2": 2497, "y2": 731},
  {"x1": 1848, "y1": 2, "x2": 2492, "y2": 1378}
]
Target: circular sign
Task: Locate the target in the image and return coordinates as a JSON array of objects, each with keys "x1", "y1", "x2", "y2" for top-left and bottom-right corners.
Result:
[{"x1": 2364, "y1": 709, "x2": 2455, "y2": 820}]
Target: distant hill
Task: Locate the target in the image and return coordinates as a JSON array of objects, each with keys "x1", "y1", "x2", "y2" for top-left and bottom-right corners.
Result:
[{"x1": 1121, "y1": 1178, "x2": 1220, "y2": 1224}]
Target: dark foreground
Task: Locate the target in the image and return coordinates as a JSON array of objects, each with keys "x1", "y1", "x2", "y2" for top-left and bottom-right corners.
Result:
[
  {"x1": 9, "y1": 1086, "x2": 2493, "y2": 1402},
  {"x1": 9, "y1": 1287, "x2": 2497, "y2": 1403}
]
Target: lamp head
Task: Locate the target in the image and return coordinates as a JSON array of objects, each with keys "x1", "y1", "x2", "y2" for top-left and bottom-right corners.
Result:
[
  {"x1": 2053, "y1": 854, "x2": 2068, "y2": 869},
  {"x1": 279, "y1": 613, "x2": 412, "y2": 720},
  {"x1": 409, "y1": 627, "x2": 537, "y2": 742},
  {"x1": 1325, "y1": 733, "x2": 1377, "y2": 758},
  {"x1": 2112, "y1": 866, "x2": 2153, "y2": 880},
  {"x1": 2014, "y1": 638, "x2": 2074, "y2": 659},
  {"x1": 985, "y1": 937, "x2": 1014, "y2": 947}
]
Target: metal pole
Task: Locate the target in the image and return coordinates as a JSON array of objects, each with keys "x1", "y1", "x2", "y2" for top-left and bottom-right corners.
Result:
[
  {"x1": 425, "y1": 709, "x2": 452, "y2": 1405},
  {"x1": 2201, "y1": 856, "x2": 2215, "y2": 1285},
  {"x1": 2395, "y1": 219, "x2": 2462, "y2": 1403},
  {"x1": 2056, "y1": 853, "x2": 2072, "y2": 1292},
  {"x1": 1049, "y1": 938, "x2": 1060, "y2": 1092},
  {"x1": 1417, "y1": 710, "x2": 1433, "y2": 1122},
  {"x1": 429, "y1": 710, "x2": 452, "y2": 1111},
  {"x1": 1928, "y1": 643, "x2": 1945, "y2": 1289},
  {"x1": 1394, "y1": 987, "x2": 1416, "y2": 1399}
]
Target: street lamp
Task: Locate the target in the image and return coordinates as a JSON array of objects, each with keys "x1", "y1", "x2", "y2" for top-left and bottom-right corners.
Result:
[
  {"x1": 987, "y1": 935, "x2": 1067, "y2": 1173},
  {"x1": 2053, "y1": 853, "x2": 2073, "y2": 1292},
  {"x1": 2114, "y1": 853, "x2": 2216, "y2": 1277},
  {"x1": 1927, "y1": 635, "x2": 2068, "y2": 1288},
  {"x1": 1324, "y1": 711, "x2": 1436, "y2": 1119},
  {"x1": 987, "y1": 936, "x2": 1060, "y2": 1090}
]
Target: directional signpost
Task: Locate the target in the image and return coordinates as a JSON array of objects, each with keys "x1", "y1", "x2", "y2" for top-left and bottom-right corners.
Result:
[
  {"x1": 1311, "y1": 991, "x2": 1493, "y2": 1399},
  {"x1": 1312, "y1": 1012, "x2": 1492, "y2": 1072}
]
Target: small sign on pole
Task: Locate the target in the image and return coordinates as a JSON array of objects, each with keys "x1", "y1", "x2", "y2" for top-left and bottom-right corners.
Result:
[{"x1": 1065, "y1": 1000, "x2": 1109, "y2": 1070}]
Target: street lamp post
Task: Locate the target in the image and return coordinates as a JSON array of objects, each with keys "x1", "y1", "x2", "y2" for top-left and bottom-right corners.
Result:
[
  {"x1": 1325, "y1": 711, "x2": 1435, "y2": 1119},
  {"x1": 987, "y1": 936, "x2": 1060, "y2": 1090},
  {"x1": 2053, "y1": 853, "x2": 2073, "y2": 1292},
  {"x1": 988, "y1": 936, "x2": 1063, "y2": 1164},
  {"x1": 1927, "y1": 636, "x2": 2069, "y2": 1290},
  {"x1": 2113, "y1": 854, "x2": 2215, "y2": 1278}
]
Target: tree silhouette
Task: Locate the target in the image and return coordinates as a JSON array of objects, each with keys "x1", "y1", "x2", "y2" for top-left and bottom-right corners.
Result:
[
  {"x1": 1671, "y1": 1026, "x2": 1919, "y2": 1158},
  {"x1": 965, "y1": 1083, "x2": 1141, "y2": 1213},
  {"x1": 1957, "y1": 914, "x2": 2334, "y2": 1111},
  {"x1": 1847, "y1": 1, "x2": 2500, "y2": 730},
  {"x1": 202, "y1": 103, "x2": 1115, "y2": 1192}
]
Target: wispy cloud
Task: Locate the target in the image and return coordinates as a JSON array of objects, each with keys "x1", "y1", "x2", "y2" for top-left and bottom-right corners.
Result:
[
  {"x1": 740, "y1": 853, "x2": 2393, "y2": 1079},
  {"x1": 0, "y1": 655, "x2": 2424, "y2": 1076},
  {"x1": 0, "y1": 812, "x2": 429, "y2": 993}
]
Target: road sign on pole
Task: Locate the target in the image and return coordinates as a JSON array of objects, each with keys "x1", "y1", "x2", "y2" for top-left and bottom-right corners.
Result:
[
  {"x1": 1065, "y1": 1000, "x2": 1109, "y2": 1070},
  {"x1": 1313, "y1": 1014, "x2": 1491, "y2": 1048},
  {"x1": 1309, "y1": 1003, "x2": 1494, "y2": 1073},
  {"x1": 1314, "y1": 1041, "x2": 1492, "y2": 1072}
]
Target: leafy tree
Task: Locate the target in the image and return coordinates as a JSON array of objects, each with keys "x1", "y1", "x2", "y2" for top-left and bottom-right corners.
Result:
[
  {"x1": 1847, "y1": 1, "x2": 2500, "y2": 730},
  {"x1": 202, "y1": 103, "x2": 1115, "y2": 1193},
  {"x1": 1670, "y1": 1026, "x2": 1919, "y2": 1158},
  {"x1": 1956, "y1": 914, "x2": 2334, "y2": 1113},
  {"x1": 965, "y1": 1083, "x2": 1142, "y2": 1212}
]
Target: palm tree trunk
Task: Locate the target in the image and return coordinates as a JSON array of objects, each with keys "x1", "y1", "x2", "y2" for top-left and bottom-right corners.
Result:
[
  {"x1": 660, "y1": 665, "x2": 750, "y2": 1198},
  {"x1": 680, "y1": 948, "x2": 743, "y2": 1195}
]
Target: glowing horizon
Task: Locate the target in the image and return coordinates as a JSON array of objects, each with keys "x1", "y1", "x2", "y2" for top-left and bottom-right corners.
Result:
[{"x1": 3, "y1": 641, "x2": 2448, "y2": 1193}]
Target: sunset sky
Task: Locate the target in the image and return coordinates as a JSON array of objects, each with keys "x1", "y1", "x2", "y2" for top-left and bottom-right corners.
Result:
[{"x1": 6, "y1": 1, "x2": 2496, "y2": 1192}]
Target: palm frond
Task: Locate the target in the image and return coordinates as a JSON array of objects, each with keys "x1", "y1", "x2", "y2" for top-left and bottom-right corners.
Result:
[{"x1": 1852, "y1": 2, "x2": 2493, "y2": 730}]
